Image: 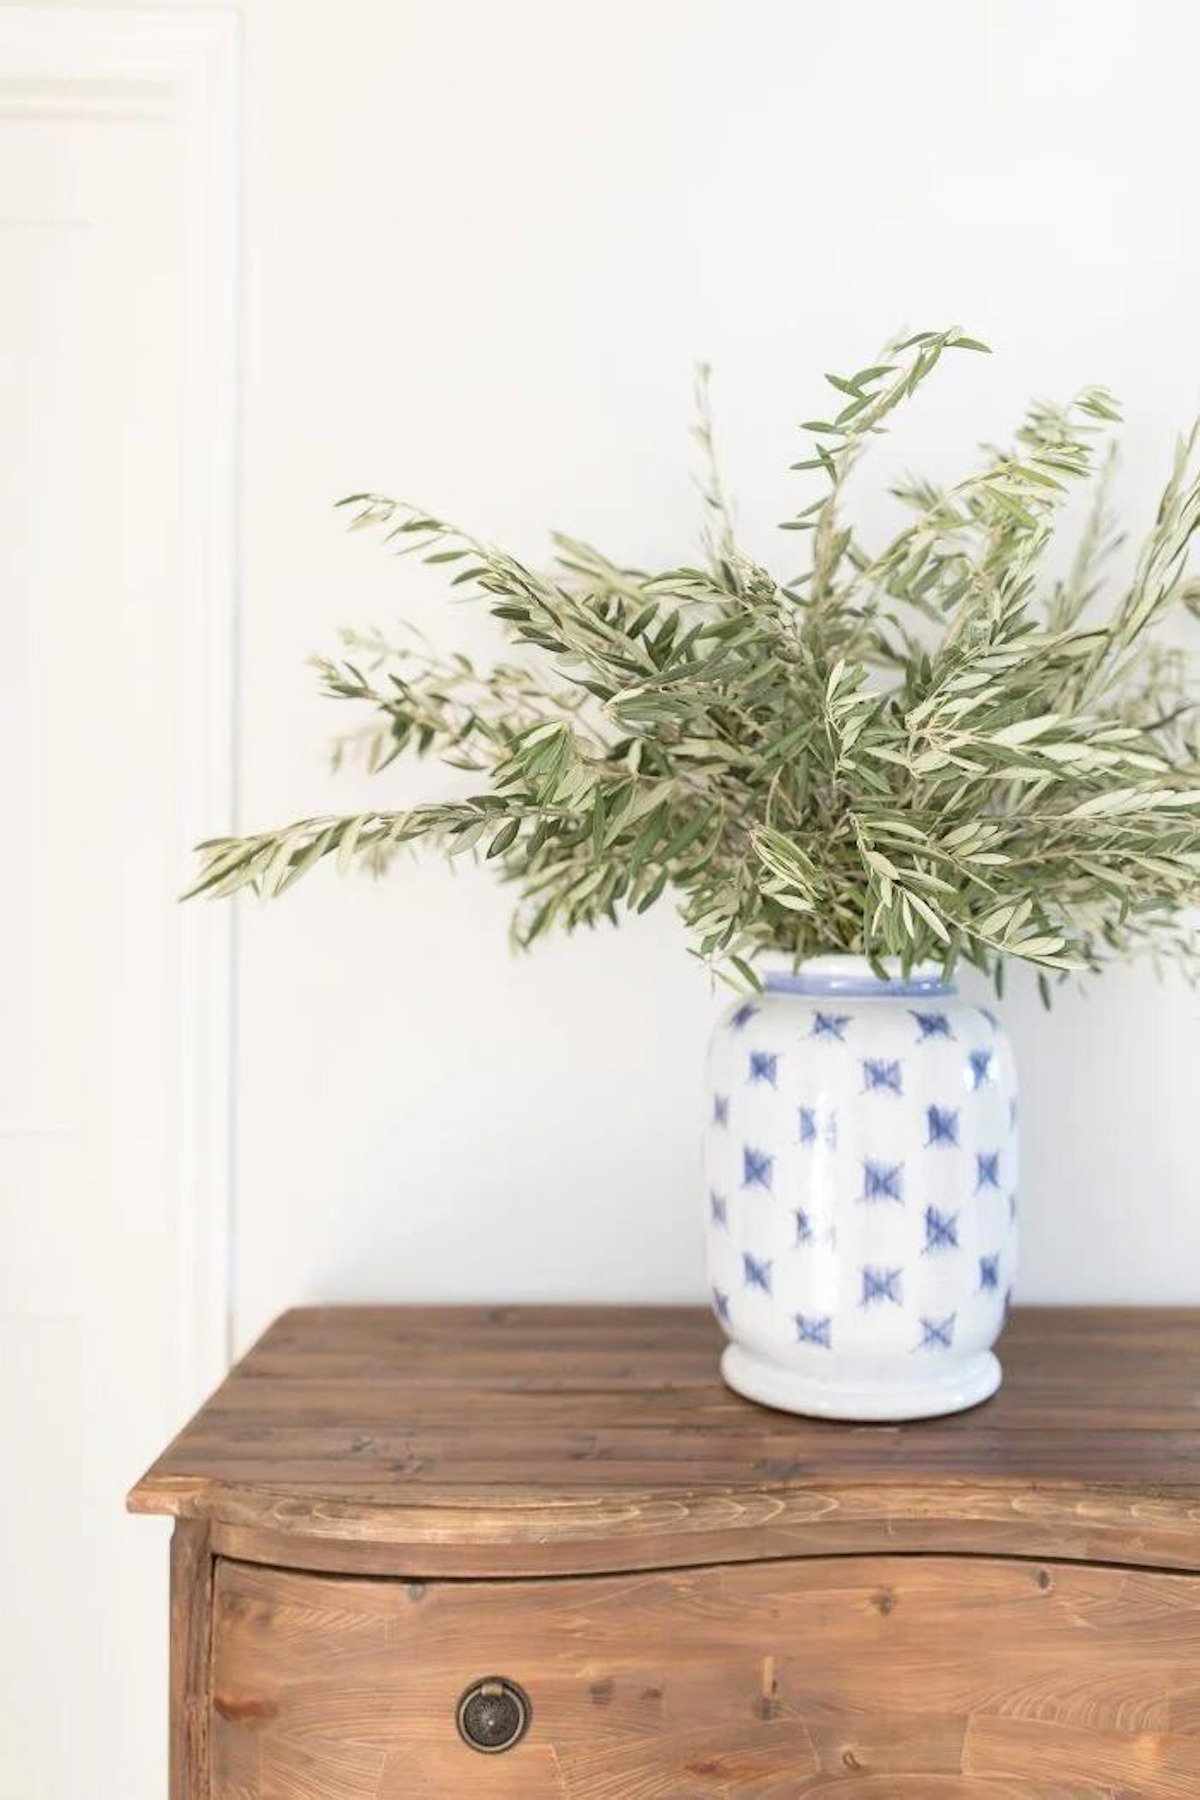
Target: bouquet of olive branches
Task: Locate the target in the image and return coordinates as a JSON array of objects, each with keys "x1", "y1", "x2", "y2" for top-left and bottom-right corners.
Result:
[{"x1": 190, "y1": 328, "x2": 1200, "y2": 994}]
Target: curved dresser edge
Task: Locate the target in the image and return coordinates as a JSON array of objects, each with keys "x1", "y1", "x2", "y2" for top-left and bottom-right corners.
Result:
[{"x1": 128, "y1": 1475, "x2": 1200, "y2": 1580}]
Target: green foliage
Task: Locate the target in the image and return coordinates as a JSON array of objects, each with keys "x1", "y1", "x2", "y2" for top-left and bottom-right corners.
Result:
[{"x1": 189, "y1": 329, "x2": 1200, "y2": 988}]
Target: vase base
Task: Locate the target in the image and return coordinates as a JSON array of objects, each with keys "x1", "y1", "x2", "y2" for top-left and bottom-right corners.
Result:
[{"x1": 720, "y1": 1344, "x2": 1002, "y2": 1422}]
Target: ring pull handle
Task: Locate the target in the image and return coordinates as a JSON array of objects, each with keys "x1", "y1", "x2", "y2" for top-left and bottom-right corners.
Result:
[{"x1": 456, "y1": 1677, "x2": 531, "y2": 1753}]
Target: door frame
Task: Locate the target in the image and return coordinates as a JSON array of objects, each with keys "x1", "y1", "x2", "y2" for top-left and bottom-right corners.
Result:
[{"x1": 0, "y1": 4, "x2": 242, "y2": 1408}]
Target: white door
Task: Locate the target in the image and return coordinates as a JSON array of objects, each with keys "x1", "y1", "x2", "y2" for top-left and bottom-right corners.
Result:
[{"x1": 0, "y1": 13, "x2": 236, "y2": 1797}]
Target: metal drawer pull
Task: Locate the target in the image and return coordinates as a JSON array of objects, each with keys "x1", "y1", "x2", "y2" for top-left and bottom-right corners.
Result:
[{"x1": 456, "y1": 1677, "x2": 531, "y2": 1753}]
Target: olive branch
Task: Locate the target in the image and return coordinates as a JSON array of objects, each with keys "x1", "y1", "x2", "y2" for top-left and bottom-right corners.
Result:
[{"x1": 188, "y1": 328, "x2": 1200, "y2": 994}]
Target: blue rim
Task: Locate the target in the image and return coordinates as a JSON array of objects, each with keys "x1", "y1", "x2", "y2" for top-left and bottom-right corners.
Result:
[{"x1": 763, "y1": 970, "x2": 956, "y2": 998}]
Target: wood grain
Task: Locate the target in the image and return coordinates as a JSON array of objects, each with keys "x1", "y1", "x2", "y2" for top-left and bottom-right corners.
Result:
[
  {"x1": 170, "y1": 1518, "x2": 214, "y2": 1800},
  {"x1": 130, "y1": 1306, "x2": 1200, "y2": 1576},
  {"x1": 209, "y1": 1552, "x2": 1200, "y2": 1798}
]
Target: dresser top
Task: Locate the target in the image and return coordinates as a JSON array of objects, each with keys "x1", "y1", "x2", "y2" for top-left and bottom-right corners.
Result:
[{"x1": 130, "y1": 1305, "x2": 1200, "y2": 1577}]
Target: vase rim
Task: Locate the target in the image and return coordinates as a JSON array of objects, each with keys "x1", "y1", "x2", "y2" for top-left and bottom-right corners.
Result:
[{"x1": 758, "y1": 952, "x2": 956, "y2": 998}]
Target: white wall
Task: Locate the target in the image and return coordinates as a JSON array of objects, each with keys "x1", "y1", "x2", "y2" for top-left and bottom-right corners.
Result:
[{"x1": 234, "y1": 0, "x2": 1200, "y2": 1350}]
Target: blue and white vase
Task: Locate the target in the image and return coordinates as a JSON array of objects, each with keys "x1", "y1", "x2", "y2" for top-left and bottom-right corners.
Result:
[{"x1": 704, "y1": 954, "x2": 1018, "y2": 1421}]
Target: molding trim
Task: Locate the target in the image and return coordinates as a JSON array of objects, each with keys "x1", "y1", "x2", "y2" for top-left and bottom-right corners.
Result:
[{"x1": 0, "y1": 6, "x2": 241, "y2": 1409}]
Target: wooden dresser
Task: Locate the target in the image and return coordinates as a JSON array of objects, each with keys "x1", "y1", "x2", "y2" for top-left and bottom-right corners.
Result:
[{"x1": 130, "y1": 1305, "x2": 1200, "y2": 1797}]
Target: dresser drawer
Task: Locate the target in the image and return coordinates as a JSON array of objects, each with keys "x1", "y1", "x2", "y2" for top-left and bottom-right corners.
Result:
[{"x1": 209, "y1": 1552, "x2": 1200, "y2": 1797}]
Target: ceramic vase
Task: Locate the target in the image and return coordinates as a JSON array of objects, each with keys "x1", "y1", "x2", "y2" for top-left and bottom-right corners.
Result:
[{"x1": 703, "y1": 954, "x2": 1018, "y2": 1421}]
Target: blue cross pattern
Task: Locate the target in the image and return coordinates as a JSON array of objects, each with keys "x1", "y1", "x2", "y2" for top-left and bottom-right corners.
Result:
[
  {"x1": 712, "y1": 1288, "x2": 731, "y2": 1323},
  {"x1": 710, "y1": 1191, "x2": 728, "y2": 1228},
  {"x1": 862, "y1": 1057, "x2": 903, "y2": 1096},
  {"x1": 861, "y1": 1158, "x2": 903, "y2": 1203},
  {"x1": 795, "y1": 1208, "x2": 814, "y2": 1245},
  {"x1": 968, "y1": 1048, "x2": 995, "y2": 1090},
  {"x1": 919, "y1": 1313, "x2": 956, "y2": 1349},
  {"x1": 912, "y1": 1010, "x2": 953, "y2": 1041},
  {"x1": 811, "y1": 1011, "x2": 851, "y2": 1041},
  {"x1": 712, "y1": 1093, "x2": 730, "y2": 1128},
  {"x1": 861, "y1": 1265, "x2": 903, "y2": 1306},
  {"x1": 924, "y1": 1205, "x2": 959, "y2": 1252},
  {"x1": 798, "y1": 1106, "x2": 838, "y2": 1150},
  {"x1": 730, "y1": 1002, "x2": 758, "y2": 1031},
  {"x1": 742, "y1": 1145, "x2": 774, "y2": 1190},
  {"x1": 749, "y1": 1050, "x2": 779, "y2": 1087},
  {"x1": 976, "y1": 1150, "x2": 1001, "y2": 1191},
  {"x1": 925, "y1": 1104, "x2": 959, "y2": 1146},
  {"x1": 979, "y1": 1252, "x2": 1000, "y2": 1291},
  {"x1": 743, "y1": 1252, "x2": 772, "y2": 1294},
  {"x1": 795, "y1": 1313, "x2": 832, "y2": 1348}
]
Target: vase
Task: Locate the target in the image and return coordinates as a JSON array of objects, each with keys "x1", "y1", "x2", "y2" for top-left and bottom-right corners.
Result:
[{"x1": 703, "y1": 953, "x2": 1018, "y2": 1421}]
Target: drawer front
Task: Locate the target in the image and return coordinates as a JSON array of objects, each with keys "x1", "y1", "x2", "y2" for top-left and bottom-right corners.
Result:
[{"x1": 210, "y1": 1554, "x2": 1200, "y2": 1797}]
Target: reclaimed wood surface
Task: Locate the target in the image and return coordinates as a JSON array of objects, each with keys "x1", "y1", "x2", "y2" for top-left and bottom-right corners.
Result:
[
  {"x1": 169, "y1": 1519, "x2": 214, "y2": 1800},
  {"x1": 130, "y1": 1306, "x2": 1200, "y2": 1576},
  {"x1": 210, "y1": 1551, "x2": 1200, "y2": 1798}
]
